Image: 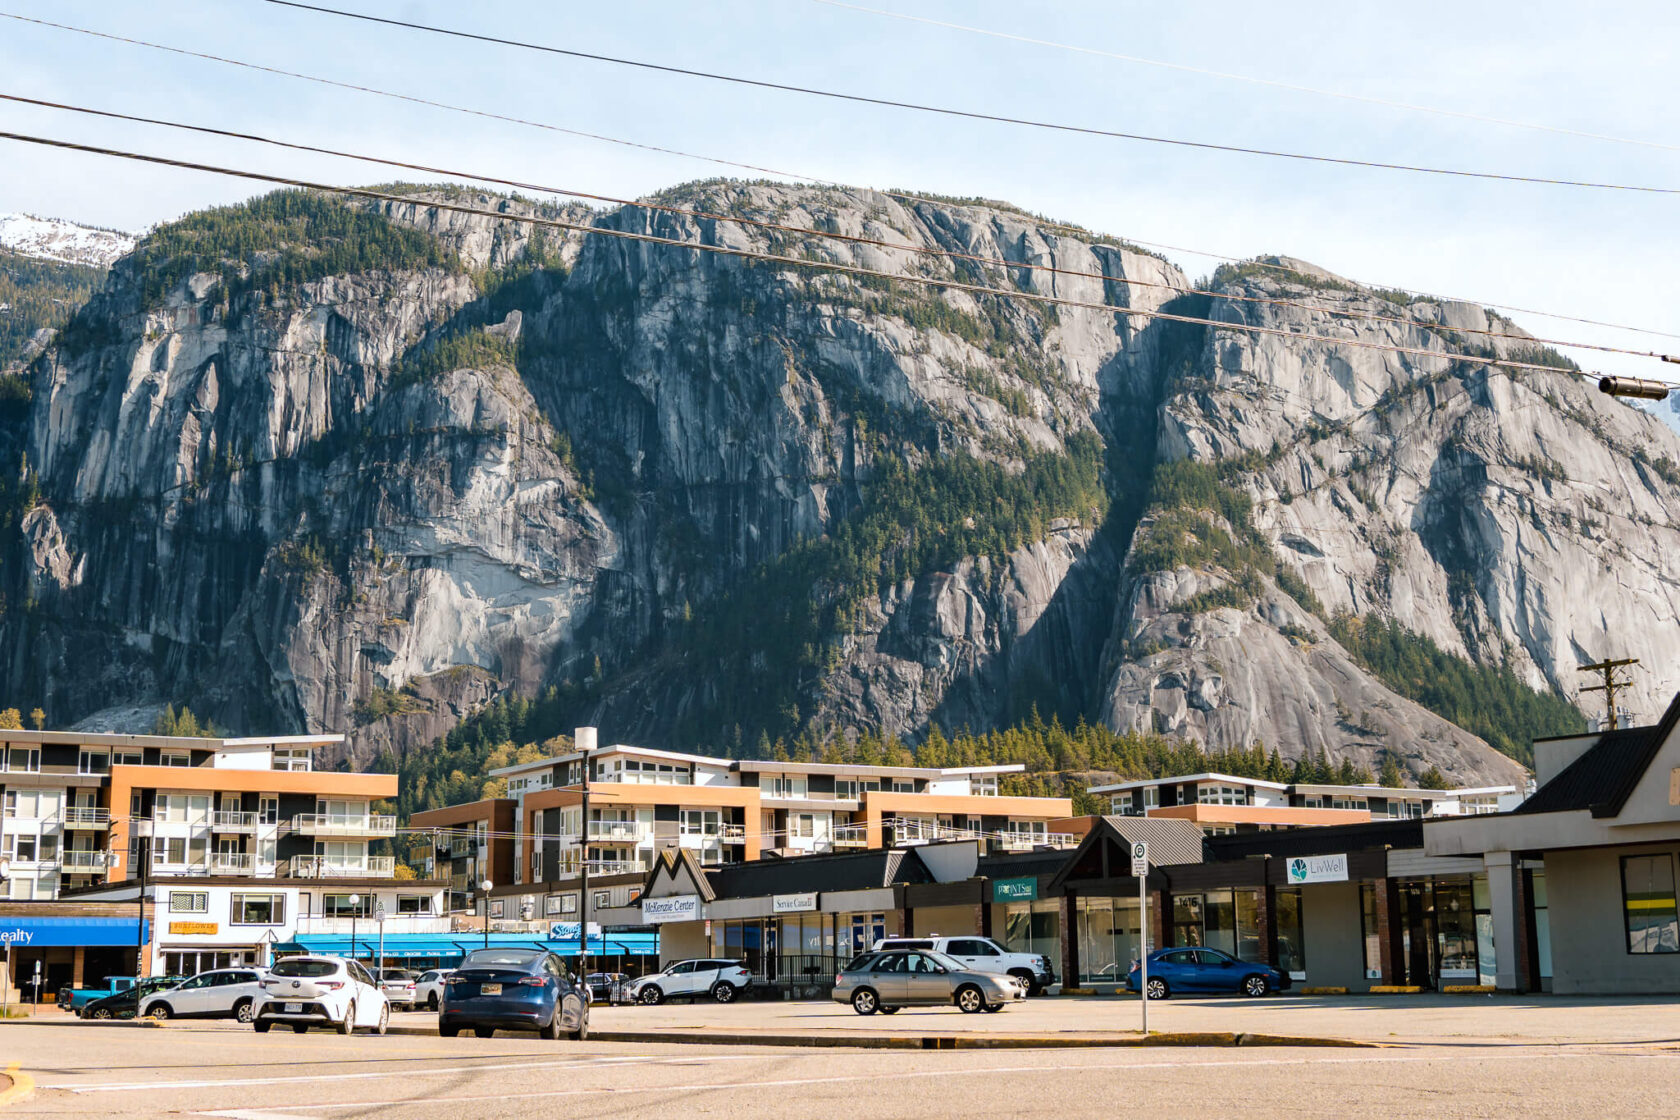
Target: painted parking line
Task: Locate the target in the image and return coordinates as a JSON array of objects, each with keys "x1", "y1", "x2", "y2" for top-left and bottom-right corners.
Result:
[
  {"x1": 52, "y1": 1053, "x2": 757, "y2": 1093},
  {"x1": 192, "y1": 1050, "x2": 1615, "y2": 1116}
]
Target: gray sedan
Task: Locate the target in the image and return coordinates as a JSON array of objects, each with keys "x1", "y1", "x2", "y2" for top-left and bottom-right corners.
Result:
[{"x1": 832, "y1": 949, "x2": 1026, "y2": 1015}]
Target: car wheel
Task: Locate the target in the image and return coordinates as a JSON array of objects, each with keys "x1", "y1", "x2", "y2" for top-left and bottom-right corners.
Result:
[
  {"x1": 439, "y1": 1024, "x2": 459, "y2": 1038},
  {"x1": 569, "y1": 1015, "x2": 588, "y2": 1043},
  {"x1": 427, "y1": 993, "x2": 439, "y2": 1011},
  {"x1": 338, "y1": 1002, "x2": 356, "y2": 1036},
  {"x1": 253, "y1": 1020, "x2": 272, "y2": 1033},
  {"x1": 955, "y1": 985, "x2": 985, "y2": 1014},
  {"x1": 638, "y1": 985, "x2": 664, "y2": 1006},
  {"x1": 1242, "y1": 974, "x2": 1270, "y2": 998},
  {"x1": 292, "y1": 1024, "x2": 309, "y2": 1034},
  {"x1": 148, "y1": 1003, "x2": 172, "y2": 1021},
  {"x1": 1145, "y1": 978, "x2": 1170, "y2": 1001},
  {"x1": 851, "y1": 988, "x2": 879, "y2": 1016},
  {"x1": 983, "y1": 1004, "x2": 1004, "y2": 1013},
  {"x1": 474, "y1": 1027, "x2": 495, "y2": 1038},
  {"x1": 91, "y1": 1007, "x2": 113, "y2": 1020},
  {"x1": 234, "y1": 999, "x2": 256, "y2": 1024},
  {"x1": 373, "y1": 1003, "x2": 389, "y2": 1036},
  {"x1": 1009, "y1": 970, "x2": 1036, "y2": 996},
  {"x1": 542, "y1": 1007, "x2": 563, "y2": 1041},
  {"x1": 711, "y1": 982, "x2": 737, "y2": 1004}
]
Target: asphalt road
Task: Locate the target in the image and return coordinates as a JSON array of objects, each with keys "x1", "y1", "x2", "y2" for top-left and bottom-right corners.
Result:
[{"x1": 2, "y1": 1021, "x2": 1677, "y2": 1119}]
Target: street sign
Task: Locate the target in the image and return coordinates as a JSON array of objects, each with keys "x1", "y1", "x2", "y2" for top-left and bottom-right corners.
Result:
[
  {"x1": 374, "y1": 904, "x2": 387, "y2": 923},
  {"x1": 1133, "y1": 839, "x2": 1150, "y2": 1036},
  {"x1": 1130, "y1": 840, "x2": 1148, "y2": 877}
]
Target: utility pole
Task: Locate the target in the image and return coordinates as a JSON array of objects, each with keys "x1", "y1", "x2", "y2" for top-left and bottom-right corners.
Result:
[
  {"x1": 578, "y1": 730, "x2": 593, "y2": 985},
  {"x1": 1580, "y1": 658, "x2": 1639, "y2": 730}
]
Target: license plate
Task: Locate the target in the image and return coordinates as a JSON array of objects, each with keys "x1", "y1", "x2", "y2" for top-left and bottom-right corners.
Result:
[
  {"x1": 481, "y1": 983, "x2": 501, "y2": 996},
  {"x1": 283, "y1": 1002, "x2": 301, "y2": 1013}
]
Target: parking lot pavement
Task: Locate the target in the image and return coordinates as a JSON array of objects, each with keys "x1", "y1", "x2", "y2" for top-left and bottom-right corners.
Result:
[
  {"x1": 577, "y1": 992, "x2": 1680, "y2": 1047},
  {"x1": 1, "y1": 1019, "x2": 1676, "y2": 1119}
]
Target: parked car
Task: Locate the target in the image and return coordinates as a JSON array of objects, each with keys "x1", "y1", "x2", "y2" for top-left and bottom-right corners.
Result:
[
  {"x1": 439, "y1": 948, "x2": 587, "y2": 1040},
  {"x1": 585, "y1": 972, "x2": 629, "y2": 1004},
  {"x1": 414, "y1": 969, "x2": 454, "y2": 1011},
  {"x1": 835, "y1": 949, "x2": 1025, "y2": 1015},
  {"x1": 1125, "y1": 947, "x2": 1291, "y2": 999},
  {"x1": 77, "y1": 977, "x2": 181, "y2": 1020},
  {"x1": 873, "y1": 936, "x2": 1056, "y2": 996},
  {"x1": 58, "y1": 975, "x2": 141, "y2": 1012},
  {"x1": 252, "y1": 955, "x2": 390, "y2": 1035},
  {"x1": 142, "y1": 968, "x2": 270, "y2": 1023},
  {"x1": 376, "y1": 968, "x2": 418, "y2": 1008},
  {"x1": 625, "y1": 959, "x2": 752, "y2": 1005}
]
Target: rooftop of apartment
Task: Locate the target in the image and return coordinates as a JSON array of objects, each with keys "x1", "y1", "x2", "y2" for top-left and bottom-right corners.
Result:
[
  {"x1": 0, "y1": 730, "x2": 344, "y2": 750},
  {"x1": 489, "y1": 741, "x2": 1026, "y2": 781},
  {"x1": 1088, "y1": 771, "x2": 1517, "y2": 798}
]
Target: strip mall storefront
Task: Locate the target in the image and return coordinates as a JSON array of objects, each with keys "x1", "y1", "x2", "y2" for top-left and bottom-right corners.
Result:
[{"x1": 0, "y1": 911, "x2": 149, "y2": 1003}]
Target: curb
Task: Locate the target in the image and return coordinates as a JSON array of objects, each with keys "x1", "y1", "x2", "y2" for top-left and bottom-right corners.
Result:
[
  {"x1": 1298, "y1": 987, "x2": 1350, "y2": 996},
  {"x1": 0, "y1": 1063, "x2": 34, "y2": 1108},
  {"x1": 1368, "y1": 986, "x2": 1425, "y2": 995}
]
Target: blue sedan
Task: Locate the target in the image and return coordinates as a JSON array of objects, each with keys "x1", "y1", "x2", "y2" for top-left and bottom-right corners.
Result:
[
  {"x1": 439, "y1": 949, "x2": 589, "y2": 1040},
  {"x1": 1125, "y1": 947, "x2": 1290, "y2": 999}
]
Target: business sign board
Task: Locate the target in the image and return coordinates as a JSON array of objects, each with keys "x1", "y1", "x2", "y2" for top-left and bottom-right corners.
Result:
[
  {"x1": 168, "y1": 922, "x2": 219, "y2": 936},
  {"x1": 548, "y1": 922, "x2": 604, "y2": 940},
  {"x1": 0, "y1": 917, "x2": 148, "y2": 947},
  {"x1": 772, "y1": 893, "x2": 818, "y2": 914},
  {"x1": 992, "y1": 877, "x2": 1038, "y2": 903},
  {"x1": 1286, "y1": 854, "x2": 1349, "y2": 885},
  {"x1": 641, "y1": 894, "x2": 702, "y2": 924}
]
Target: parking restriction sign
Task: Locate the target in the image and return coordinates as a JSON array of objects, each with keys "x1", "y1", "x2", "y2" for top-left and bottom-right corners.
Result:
[{"x1": 1130, "y1": 840, "x2": 1148, "y2": 877}]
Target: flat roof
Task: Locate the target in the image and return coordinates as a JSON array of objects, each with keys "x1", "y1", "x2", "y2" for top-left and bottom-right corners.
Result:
[
  {"x1": 738, "y1": 760, "x2": 947, "y2": 778},
  {"x1": 1292, "y1": 782, "x2": 1516, "y2": 798},
  {"x1": 490, "y1": 744, "x2": 727, "y2": 777},
  {"x1": 0, "y1": 730, "x2": 343, "y2": 749},
  {"x1": 1088, "y1": 773, "x2": 1290, "y2": 795}
]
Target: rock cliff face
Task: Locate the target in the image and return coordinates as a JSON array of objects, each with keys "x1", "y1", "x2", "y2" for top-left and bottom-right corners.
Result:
[{"x1": 3, "y1": 183, "x2": 1672, "y2": 785}]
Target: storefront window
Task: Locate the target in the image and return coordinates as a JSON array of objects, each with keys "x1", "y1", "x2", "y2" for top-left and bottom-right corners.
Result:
[
  {"x1": 1076, "y1": 897, "x2": 1141, "y2": 983},
  {"x1": 1233, "y1": 890, "x2": 1262, "y2": 962},
  {"x1": 1203, "y1": 891, "x2": 1236, "y2": 957},
  {"x1": 1275, "y1": 889, "x2": 1306, "y2": 978},
  {"x1": 1622, "y1": 854, "x2": 1679, "y2": 954},
  {"x1": 1360, "y1": 883, "x2": 1382, "y2": 979},
  {"x1": 1171, "y1": 895, "x2": 1204, "y2": 947},
  {"x1": 1435, "y1": 880, "x2": 1479, "y2": 979},
  {"x1": 1532, "y1": 871, "x2": 1552, "y2": 980},
  {"x1": 1001, "y1": 900, "x2": 1060, "y2": 964}
]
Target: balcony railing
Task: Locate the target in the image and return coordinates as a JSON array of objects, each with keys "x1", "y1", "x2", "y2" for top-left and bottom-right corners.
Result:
[
  {"x1": 61, "y1": 850, "x2": 109, "y2": 870},
  {"x1": 553, "y1": 858, "x2": 649, "y2": 878},
  {"x1": 583, "y1": 820, "x2": 641, "y2": 842},
  {"x1": 720, "y1": 824, "x2": 746, "y2": 843},
  {"x1": 210, "y1": 852, "x2": 256, "y2": 875},
  {"x1": 280, "y1": 855, "x2": 395, "y2": 878},
  {"x1": 212, "y1": 811, "x2": 258, "y2": 832},
  {"x1": 832, "y1": 826, "x2": 869, "y2": 849},
  {"x1": 63, "y1": 807, "x2": 111, "y2": 828},
  {"x1": 289, "y1": 813, "x2": 397, "y2": 837}
]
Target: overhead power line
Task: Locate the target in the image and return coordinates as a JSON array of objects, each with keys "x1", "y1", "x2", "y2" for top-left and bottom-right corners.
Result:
[
  {"x1": 262, "y1": 0, "x2": 1680, "y2": 197},
  {"x1": 9, "y1": 91, "x2": 1671, "y2": 367},
  {"x1": 8, "y1": 11, "x2": 1677, "y2": 345},
  {"x1": 809, "y1": 0, "x2": 1680, "y2": 154},
  {"x1": 5, "y1": 128, "x2": 1665, "y2": 390}
]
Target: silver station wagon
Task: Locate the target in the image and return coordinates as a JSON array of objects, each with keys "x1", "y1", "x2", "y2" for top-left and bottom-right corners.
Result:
[{"x1": 832, "y1": 948, "x2": 1026, "y2": 1015}]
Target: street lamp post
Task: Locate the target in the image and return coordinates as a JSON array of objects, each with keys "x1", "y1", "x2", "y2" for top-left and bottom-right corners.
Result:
[
  {"x1": 130, "y1": 820, "x2": 153, "y2": 978},
  {"x1": 578, "y1": 736, "x2": 592, "y2": 983},
  {"x1": 349, "y1": 893, "x2": 361, "y2": 963},
  {"x1": 0, "y1": 856, "x2": 10, "y2": 1016},
  {"x1": 481, "y1": 879, "x2": 493, "y2": 950}
]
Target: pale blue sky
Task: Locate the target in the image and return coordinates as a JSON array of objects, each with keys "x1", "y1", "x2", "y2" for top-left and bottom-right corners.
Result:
[{"x1": 2, "y1": 0, "x2": 1677, "y2": 384}]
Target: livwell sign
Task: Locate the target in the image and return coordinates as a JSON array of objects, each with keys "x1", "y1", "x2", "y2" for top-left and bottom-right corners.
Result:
[
  {"x1": 1286, "y1": 854, "x2": 1349, "y2": 885},
  {"x1": 640, "y1": 894, "x2": 702, "y2": 924}
]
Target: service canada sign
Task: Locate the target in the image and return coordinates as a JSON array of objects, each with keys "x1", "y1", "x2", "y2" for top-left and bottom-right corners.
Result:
[
  {"x1": 772, "y1": 893, "x2": 818, "y2": 914},
  {"x1": 1286, "y1": 854, "x2": 1349, "y2": 885},
  {"x1": 640, "y1": 894, "x2": 702, "y2": 924}
]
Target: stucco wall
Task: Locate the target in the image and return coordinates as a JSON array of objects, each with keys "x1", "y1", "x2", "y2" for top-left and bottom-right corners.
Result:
[
  {"x1": 654, "y1": 921, "x2": 709, "y2": 966},
  {"x1": 909, "y1": 905, "x2": 981, "y2": 938},
  {"x1": 1546, "y1": 845, "x2": 1680, "y2": 995},
  {"x1": 1300, "y1": 881, "x2": 1367, "y2": 991}
]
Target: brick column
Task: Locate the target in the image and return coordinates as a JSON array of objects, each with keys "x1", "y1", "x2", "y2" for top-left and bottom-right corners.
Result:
[
  {"x1": 1374, "y1": 877, "x2": 1404, "y2": 984},
  {"x1": 1060, "y1": 890, "x2": 1080, "y2": 987}
]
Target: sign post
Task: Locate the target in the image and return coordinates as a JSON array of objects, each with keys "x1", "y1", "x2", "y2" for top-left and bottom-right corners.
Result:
[
  {"x1": 375, "y1": 904, "x2": 387, "y2": 982},
  {"x1": 1131, "y1": 840, "x2": 1149, "y2": 1035}
]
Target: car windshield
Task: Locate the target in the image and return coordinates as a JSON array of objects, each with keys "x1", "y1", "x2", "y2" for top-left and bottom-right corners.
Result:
[
  {"x1": 461, "y1": 950, "x2": 544, "y2": 971},
  {"x1": 921, "y1": 950, "x2": 966, "y2": 972},
  {"x1": 272, "y1": 959, "x2": 339, "y2": 978},
  {"x1": 381, "y1": 971, "x2": 415, "y2": 982}
]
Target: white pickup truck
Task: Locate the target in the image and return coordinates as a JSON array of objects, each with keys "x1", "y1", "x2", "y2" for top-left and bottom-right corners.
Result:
[{"x1": 872, "y1": 936, "x2": 1056, "y2": 996}]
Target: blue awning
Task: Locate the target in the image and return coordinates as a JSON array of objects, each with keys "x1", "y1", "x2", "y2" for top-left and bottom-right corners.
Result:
[
  {"x1": 0, "y1": 917, "x2": 149, "y2": 948},
  {"x1": 275, "y1": 932, "x2": 659, "y2": 961}
]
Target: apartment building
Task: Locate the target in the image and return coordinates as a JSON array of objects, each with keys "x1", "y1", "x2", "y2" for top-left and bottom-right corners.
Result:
[
  {"x1": 409, "y1": 797, "x2": 516, "y2": 911},
  {"x1": 1089, "y1": 772, "x2": 1520, "y2": 835},
  {"x1": 486, "y1": 729, "x2": 1074, "y2": 889},
  {"x1": 0, "y1": 730, "x2": 401, "y2": 901}
]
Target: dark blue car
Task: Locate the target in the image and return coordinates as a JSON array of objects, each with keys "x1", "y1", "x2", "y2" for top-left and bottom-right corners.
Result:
[
  {"x1": 1125, "y1": 947, "x2": 1290, "y2": 999},
  {"x1": 439, "y1": 948, "x2": 588, "y2": 1040}
]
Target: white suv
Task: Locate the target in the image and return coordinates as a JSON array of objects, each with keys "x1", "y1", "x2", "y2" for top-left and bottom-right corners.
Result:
[
  {"x1": 873, "y1": 937, "x2": 1056, "y2": 995},
  {"x1": 414, "y1": 969, "x2": 454, "y2": 1011},
  {"x1": 253, "y1": 955, "x2": 390, "y2": 1035},
  {"x1": 140, "y1": 968, "x2": 269, "y2": 1023},
  {"x1": 626, "y1": 959, "x2": 752, "y2": 1005}
]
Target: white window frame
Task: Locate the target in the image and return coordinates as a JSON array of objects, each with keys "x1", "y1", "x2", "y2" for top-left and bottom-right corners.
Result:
[{"x1": 169, "y1": 891, "x2": 209, "y2": 913}]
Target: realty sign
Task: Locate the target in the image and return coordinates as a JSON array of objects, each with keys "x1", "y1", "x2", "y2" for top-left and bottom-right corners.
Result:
[{"x1": 1286, "y1": 854, "x2": 1349, "y2": 884}]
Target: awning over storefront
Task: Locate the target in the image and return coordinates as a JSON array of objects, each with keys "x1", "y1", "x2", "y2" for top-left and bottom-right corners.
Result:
[
  {"x1": 273, "y1": 932, "x2": 659, "y2": 961},
  {"x1": 0, "y1": 916, "x2": 149, "y2": 948}
]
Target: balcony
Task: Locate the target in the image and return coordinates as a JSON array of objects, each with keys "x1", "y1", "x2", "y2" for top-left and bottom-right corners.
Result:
[
  {"x1": 61, "y1": 850, "x2": 109, "y2": 871},
  {"x1": 212, "y1": 811, "x2": 258, "y2": 833},
  {"x1": 210, "y1": 852, "x2": 256, "y2": 875},
  {"x1": 832, "y1": 826, "x2": 869, "y2": 849},
  {"x1": 991, "y1": 831, "x2": 1078, "y2": 853},
  {"x1": 720, "y1": 824, "x2": 747, "y2": 844},
  {"x1": 583, "y1": 820, "x2": 641, "y2": 842},
  {"x1": 63, "y1": 807, "x2": 111, "y2": 829},
  {"x1": 280, "y1": 855, "x2": 395, "y2": 879},
  {"x1": 289, "y1": 813, "x2": 397, "y2": 838}
]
